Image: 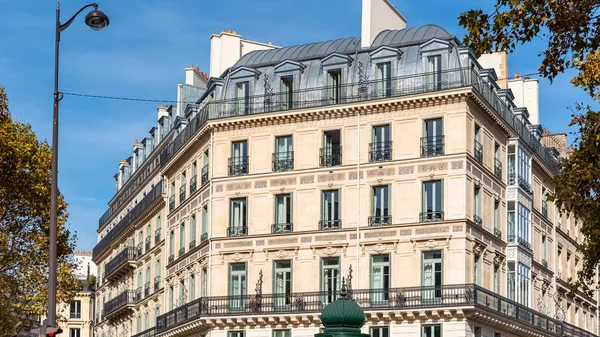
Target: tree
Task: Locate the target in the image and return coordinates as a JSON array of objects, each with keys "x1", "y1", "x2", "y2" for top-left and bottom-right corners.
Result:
[
  {"x1": 0, "y1": 86, "x2": 79, "y2": 335},
  {"x1": 458, "y1": 0, "x2": 600, "y2": 288}
]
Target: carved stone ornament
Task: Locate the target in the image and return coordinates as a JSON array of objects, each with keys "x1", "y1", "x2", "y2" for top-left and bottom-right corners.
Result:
[
  {"x1": 275, "y1": 250, "x2": 288, "y2": 259},
  {"x1": 424, "y1": 240, "x2": 439, "y2": 249},
  {"x1": 323, "y1": 246, "x2": 337, "y2": 256},
  {"x1": 473, "y1": 242, "x2": 486, "y2": 256},
  {"x1": 493, "y1": 253, "x2": 504, "y2": 266},
  {"x1": 373, "y1": 243, "x2": 387, "y2": 253},
  {"x1": 232, "y1": 252, "x2": 244, "y2": 262}
]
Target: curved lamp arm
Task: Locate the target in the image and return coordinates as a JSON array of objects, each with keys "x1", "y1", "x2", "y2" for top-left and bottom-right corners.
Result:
[{"x1": 58, "y1": 3, "x2": 98, "y2": 32}]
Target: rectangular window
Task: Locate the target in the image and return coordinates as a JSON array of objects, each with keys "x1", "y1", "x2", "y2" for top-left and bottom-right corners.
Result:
[
  {"x1": 168, "y1": 286, "x2": 174, "y2": 310},
  {"x1": 370, "y1": 255, "x2": 390, "y2": 304},
  {"x1": 370, "y1": 125, "x2": 391, "y2": 162},
  {"x1": 230, "y1": 140, "x2": 248, "y2": 176},
  {"x1": 494, "y1": 200, "x2": 501, "y2": 237},
  {"x1": 375, "y1": 61, "x2": 392, "y2": 97},
  {"x1": 507, "y1": 261, "x2": 515, "y2": 301},
  {"x1": 494, "y1": 142, "x2": 502, "y2": 179},
  {"x1": 422, "y1": 180, "x2": 443, "y2": 221},
  {"x1": 320, "y1": 189, "x2": 341, "y2": 229},
  {"x1": 422, "y1": 325, "x2": 441, "y2": 337},
  {"x1": 69, "y1": 300, "x2": 81, "y2": 318},
  {"x1": 370, "y1": 326, "x2": 389, "y2": 337},
  {"x1": 280, "y1": 76, "x2": 294, "y2": 110},
  {"x1": 273, "y1": 330, "x2": 291, "y2": 337},
  {"x1": 370, "y1": 185, "x2": 391, "y2": 226},
  {"x1": 180, "y1": 172, "x2": 186, "y2": 203},
  {"x1": 517, "y1": 262, "x2": 530, "y2": 306},
  {"x1": 179, "y1": 280, "x2": 185, "y2": 305},
  {"x1": 473, "y1": 186, "x2": 482, "y2": 225},
  {"x1": 179, "y1": 223, "x2": 185, "y2": 256},
  {"x1": 144, "y1": 312, "x2": 149, "y2": 330},
  {"x1": 273, "y1": 135, "x2": 293, "y2": 172},
  {"x1": 327, "y1": 69, "x2": 342, "y2": 104},
  {"x1": 273, "y1": 260, "x2": 292, "y2": 310},
  {"x1": 273, "y1": 193, "x2": 293, "y2": 233},
  {"x1": 229, "y1": 332, "x2": 245, "y2": 337},
  {"x1": 542, "y1": 186, "x2": 548, "y2": 217},
  {"x1": 518, "y1": 148, "x2": 531, "y2": 185},
  {"x1": 422, "y1": 250, "x2": 443, "y2": 301},
  {"x1": 321, "y1": 257, "x2": 340, "y2": 305},
  {"x1": 474, "y1": 254, "x2": 482, "y2": 285},
  {"x1": 201, "y1": 205, "x2": 208, "y2": 239},
  {"x1": 494, "y1": 265, "x2": 500, "y2": 293},
  {"x1": 517, "y1": 203, "x2": 530, "y2": 247},
  {"x1": 201, "y1": 268, "x2": 207, "y2": 298},
  {"x1": 321, "y1": 130, "x2": 342, "y2": 167},
  {"x1": 69, "y1": 328, "x2": 81, "y2": 337},
  {"x1": 189, "y1": 273, "x2": 196, "y2": 301},
  {"x1": 229, "y1": 263, "x2": 247, "y2": 310},
  {"x1": 422, "y1": 118, "x2": 443, "y2": 157},
  {"x1": 229, "y1": 198, "x2": 248, "y2": 236},
  {"x1": 426, "y1": 55, "x2": 442, "y2": 90},
  {"x1": 190, "y1": 214, "x2": 196, "y2": 249},
  {"x1": 170, "y1": 182, "x2": 176, "y2": 211},
  {"x1": 474, "y1": 124, "x2": 483, "y2": 163},
  {"x1": 542, "y1": 235, "x2": 547, "y2": 263},
  {"x1": 235, "y1": 81, "x2": 249, "y2": 115},
  {"x1": 474, "y1": 327, "x2": 482, "y2": 337}
]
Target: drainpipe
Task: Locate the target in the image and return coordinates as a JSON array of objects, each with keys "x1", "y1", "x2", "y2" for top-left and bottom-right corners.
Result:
[
  {"x1": 208, "y1": 129, "x2": 214, "y2": 297},
  {"x1": 355, "y1": 108, "x2": 361, "y2": 290},
  {"x1": 553, "y1": 196, "x2": 557, "y2": 318}
]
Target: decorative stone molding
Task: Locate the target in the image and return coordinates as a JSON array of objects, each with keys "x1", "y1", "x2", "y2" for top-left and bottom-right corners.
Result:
[
  {"x1": 472, "y1": 240, "x2": 487, "y2": 257},
  {"x1": 418, "y1": 162, "x2": 447, "y2": 173},
  {"x1": 451, "y1": 161, "x2": 464, "y2": 169},
  {"x1": 254, "y1": 180, "x2": 267, "y2": 188},
  {"x1": 360, "y1": 239, "x2": 399, "y2": 255},
  {"x1": 300, "y1": 175, "x2": 315, "y2": 184},
  {"x1": 263, "y1": 246, "x2": 300, "y2": 260},
  {"x1": 493, "y1": 251, "x2": 506, "y2": 266},
  {"x1": 310, "y1": 243, "x2": 348, "y2": 259},
  {"x1": 398, "y1": 166, "x2": 414, "y2": 174},
  {"x1": 215, "y1": 185, "x2": 223, "y2": 192},
  {"x1": 410, "y1": 235, "x2": 452, "y2": 251},
  {"x1": 318, "y1": 173, "x2": 344, "y2": 182},
  {"x1": 348, "y1": 171, "x2": 363, "y2": 180},
  {"x1": 219, "y1": 249, "x2": 254, "y2": 263},
  {"x1": 270, "y1": 177, "x2": 296, "y2": 187},
  {"x1": 366, "y1": 168, "x2": 395, "y2": 178},
  {"x1": 226, "y1": 182, "x2": 251, "y2": 191}
]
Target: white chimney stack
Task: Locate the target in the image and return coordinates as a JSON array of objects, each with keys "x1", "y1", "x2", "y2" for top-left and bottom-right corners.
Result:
[{"x1": 361, "y1": 0, "x2": 407, "y2": 48}]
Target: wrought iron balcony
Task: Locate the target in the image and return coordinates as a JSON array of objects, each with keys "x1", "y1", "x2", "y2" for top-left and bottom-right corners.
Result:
[
  {"x1": 93, "y1": 182, "x2": 163, "y2": 257},
  {"x1": 518, "y1": 236, "x2": 532, "y2": 250},
  {"x1": 136, "y1": 287, "x2": 142, "y2": 301},
  {"x1": 518, "y1": 175, "x2": 533, "y2": 195},
  {"x1": 145, "y1": 282, "x2": 151, "y2": 297},
  {"x1": 368, "y1": 141, "x2": 392, "y2": 162},
  {"x1": 494, "y1": 158, "x2": 502, "y2": 180},
  {"x1": 473, "y1": 214, "x2": 483, "y2": 226},
  {"x1": 272, "y1": 151, "x2": 294, "y2": 172},
  {"x1": 145, "y1": 236, "x2": 151, "y2": 252},
  {"x1": 189, "y1": 175, "x2": 197, "y2": 195},
  {"x1": 155, "y1": 283, "x2": 593, "y2": 337},
  {"x1": 154, "y1": 276, "x2": 161, "y2": 292},
  {"x1": 201, "y1": 232, "x2": 208, "y2": 243},
  {"x1": 169, "y1": 195, "x2": 175, "y2": 212},
  {"x1": 271, "y1": 223, "x2": 293, "y2": 233},
  {"x1": 473, "y1": 140, "x2": 483, "y2": 164},
  {"x1": 137, "y1": 242, "x2": 143, "y2": 257},
  {"x1": 155, "y1": 228, "x2": 161, "y2": 245},
  {"x1": 180, "y1": 184, "x2": 186, "y2": 203},
  {"x1": 131, "y1": 327, "x2": 156, "y2": 337},
  {"x1": 179, "y1": 247, "x2": 186, "y2": 257},
  {"x1": 201, "y1": 165, "x2": 209, "y2": 186},
  {"x1": 319, "y1": 146, "x2": 342, "y2": 167},
  {"x1": 168, "y1": 254, "x2": 175, "y2": 264},
  {"x1": 508, "y1": 172, "x2": 517, "y2": 185},
  {"x1": 420, "y1": 136, "x2": 444, "y2": 157},
  {"x1": 319, "y1": 219, "x2": 342, "y2": 230},
  {"x1": 542, "y1": 259, "x2": 548, "y2": 268},
  {"x1": 189, "y1": 240, "x2": 196, "y2": 250},
  {"x1": 494, "y1": 228, "x2": 502, "y2": 238},
  {"x1": 103, "y1": 290, "x2": 136, "y2": 318},
  {"x1": 508, "y1": 234, "x2": 516, "y2": 243},
  {"x1": 69, "y1": 312, "x2": 81, "y2": 319},
  {"x1": 542, "y1": 201, "x2": 548, "y2": 217},
  {"x1": 104, "y1": 246, "x2": 136, "y2": 282},
  {"x1": 227, "y1": 226, "x2": 248, "y2": 237},
  {"x1": 228, "y1": 156, "x2": 249, "y2": 176},
  {"x1": 368, "y1": 215, "x2": 392, "y2": 227},
  {"x1": 419, "y1": 211, "x2": 444, "y2": 222}
]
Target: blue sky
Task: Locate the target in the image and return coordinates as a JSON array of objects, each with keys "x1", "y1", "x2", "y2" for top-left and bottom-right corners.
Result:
[{"x1": 0, "y1": 0, "x2": 594, "y2": 251}]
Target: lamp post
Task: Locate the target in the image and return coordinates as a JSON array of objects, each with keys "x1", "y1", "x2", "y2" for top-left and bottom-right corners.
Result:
[{"x1": 48, "y1": 2, "x2": 109, "y2": 327}]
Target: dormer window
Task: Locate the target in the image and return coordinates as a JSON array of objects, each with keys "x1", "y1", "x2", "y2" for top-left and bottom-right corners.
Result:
[
  {"x1": 375, "y1": 62, "x2": 392, "y2": 98},
  {"x1": 426, "y1": 55, "x2": 442, "y2": 90},
  {"x1": 327, "y1": 69, "x2": 342, "y2": 104},
  {"x1": 235, "y1": 81, "x2": 249, "y2": 116},
  {"x1": 280, "y1": 76, "x2": 294, "y2": 110}
]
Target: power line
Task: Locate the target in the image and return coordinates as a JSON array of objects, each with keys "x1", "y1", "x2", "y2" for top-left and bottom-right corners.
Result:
[{"x1": 61, "y1": 71, "x2": 545, "y2": 104}]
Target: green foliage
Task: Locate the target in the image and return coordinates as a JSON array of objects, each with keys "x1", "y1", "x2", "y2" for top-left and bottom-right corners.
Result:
[{"x1": 0, "y1": 86, "x2": 79, "y2": 335}]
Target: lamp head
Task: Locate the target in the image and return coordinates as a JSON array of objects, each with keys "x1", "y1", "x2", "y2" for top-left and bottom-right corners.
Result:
[{"x1": 85, "y1": 7, "x2": 109, "y2": 31}]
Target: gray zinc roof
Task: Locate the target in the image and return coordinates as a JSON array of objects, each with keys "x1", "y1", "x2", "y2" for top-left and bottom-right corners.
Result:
[{"x1": 232, "y1": 24, "x2": 453, "y2": 68}]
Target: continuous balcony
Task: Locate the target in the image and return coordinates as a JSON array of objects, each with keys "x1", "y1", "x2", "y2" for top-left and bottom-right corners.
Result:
[
  {"x1": 104, "y1": 290, "x2": 137, "y2": 320},
  {"x1": 93, "y1": 182, "x2": 163, "y2": 257},
  {"x1": 228, "y1": 156, "x2": 249, "y2": 176},
  {"x1": 103, "y1": 246, "x2": 136, "y2": 282},
  {"x1": 420, "y1": 136, "x2": 444, "y2": 157},
  {"x1": 272, "y1": 152, "x2": 294, "y2": 172},
  {"x1": 368, "y1": 141, "x2": 392, "y2": 162},
  {"x1": 319, "y1": 146, "x2": 342, "y2": 167},
  {"x1": 155, "y1": 284, "x2": 595, "y2": 337},
  {"x1": 319, "y1": 219, "x2": 342, "y2": 230},
  {"x1": 132, "y1": 327, "x2": 155, "y2": 337}
]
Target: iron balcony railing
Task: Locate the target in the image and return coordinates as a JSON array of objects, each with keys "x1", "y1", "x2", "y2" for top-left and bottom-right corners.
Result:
[
  {"x1": 104, "y1": 290, "x2": 136, "y2": 315},
  {"x1": 473, "y1": 214, "x2": 483, "y2": 226},
  {"x1": 201, "y1": 165, "x2": 209, "y2": 186},
  {"x1": 271, "y1": 223, "x2": 293, "y2": 233},
  {"x1": 169, "y1": 195, "x2": 175, "y2": 212},
  {"x1": 420, "y1": 136, "x2": 444, "y2": 157},
  {"x1": 155, "y1": 228, "x2": 161, "y2": 245},
  {"x1": 179, "y1": 247, "x2": 185, "y2": 257},
  {"x1": 542, "y1": 259, "x2": 548, "y2": 268},
  {"x1": 368, "y1": 141, "x2": 392, "y2": 162},
  {"x1": 542, "y1": 201, "x2": 548, "y2": 217},
  {"x1": 137, "y1": 242, "x2": 143, "y2": 257},
  {"x1": 228, "y1": 156, "x2": 249, "y2": 176},
  {"x1": 145, "y1": 236, "x2": 151, "y2": 252},
  {"x1": 145, "y1": 282, "x2": 151, "y2": 297},
  {"x1": 319, "y1": 219, "x2": 342, "y2": 230},
  {"x1": 180, "y1": 184, "x2": 186, "y2": 203},
  {"x1": 154, "y1": 276, "x2": 161, "y2": 292},
  {"x1": 420, "y1": 211, "x2": 444, "y2": 222},
  {"x1": 189, "y1": 175, "x2": 197, "y2": 195},
  {"x1": 189, "y1": 240, "x2": 196, "y2": 250},
  {"x1": 93, "y1": 182, "x2": 163, "y2": 257},
  {"x1": 368, "y1": 215, "x2": 392, "y2": 227},
  {"x1": 227, "y1": 226, "x2": 248, "y2": 237},
  {"x1": 474, "y1": 139, "x2": 483, "y2": 164},
  {"x1": 69, "y1": 312, "x2": 81, "y2": 319},
  {"x1": 518, "y1": 175, "x2": 533, "y2": 195},
  {"x1": 201, "y1": 232, "x2": 208, "y2": 243},
  {"x1": 98, "y1": 208, "x2": 111, "y2": 228},
  {"x1": 136, "y1": 287, "x2": 142, "y2": 301},
  {"x1": 319, "y1": 146, "x2": 342, "y2": 167},
  {"x1": 494, "y1": 228, "x2": 502, "y2": 238},
  {"x1": 168, "y1": 254, "x2": 175, "y2": 264},
  {"x1": 508, "y1": 234, "x2": 517, "y2": 243},
  {"x1": 508, "y1": 172, "x2": 517, "y2": 185},
  {"x1": 104, "y1": 246, "x2": 136, "y2": 279},
  {"x1": 155, "y1": 284, "x2": 595, "y2": 337},
  {"x1": 518, "y1": 236, "x2": 532, "y2": 250},
  {"x1": 494, "y1": 158, "x2": 502, "y2": 180},
  {"x1": 272, "y1": 151, "x2": 294, "y2": 172},
  {"x1": 131, "y1": 327, "x2": 156, "y2": 337}
]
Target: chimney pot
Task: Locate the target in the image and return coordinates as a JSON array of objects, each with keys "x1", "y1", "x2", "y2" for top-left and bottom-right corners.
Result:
[
  {"x1": 268, "y1": 41, "x2": 272, "y2": 45},
  {"x1": 233, "y1": 31, "x2": 237, "y2": 35},
  {"x1": 189, "y1": 64, "x2": 194, "y2": 69}
]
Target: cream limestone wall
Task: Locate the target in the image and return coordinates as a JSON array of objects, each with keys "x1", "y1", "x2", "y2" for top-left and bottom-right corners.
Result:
[{"x1": 56, "y1": 292, "x2": 94, "y2": 337}]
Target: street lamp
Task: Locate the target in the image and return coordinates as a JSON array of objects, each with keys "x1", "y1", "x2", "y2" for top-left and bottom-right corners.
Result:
[{"x1": 47, "y1": 2, "x2": 109, "y2": 328}]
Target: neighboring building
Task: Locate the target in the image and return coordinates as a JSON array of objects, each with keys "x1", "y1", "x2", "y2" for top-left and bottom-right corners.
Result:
[
  {"x1": 93, "y1": 1, "x2": 598, "y2": 337},
  {"x1": 74, "y1": 250, "x2": 97, "y2": 280}
]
